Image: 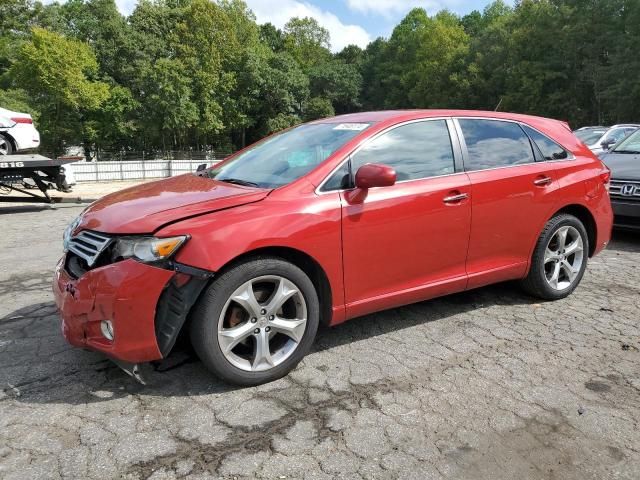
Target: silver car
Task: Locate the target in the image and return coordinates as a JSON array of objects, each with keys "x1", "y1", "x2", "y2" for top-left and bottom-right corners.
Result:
[{"x1": 574, "y1": 124, "x2": 639, "y2": 155}]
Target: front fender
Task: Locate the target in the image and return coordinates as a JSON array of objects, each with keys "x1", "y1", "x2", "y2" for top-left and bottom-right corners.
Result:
[{"x1": 156, "y1": 192, "x2": 345, "y2": 315}]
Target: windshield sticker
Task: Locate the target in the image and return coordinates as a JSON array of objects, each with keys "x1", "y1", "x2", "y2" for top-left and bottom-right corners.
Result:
[{"x1": 333, "y1": 123, "x2": 369, "y2": 131}]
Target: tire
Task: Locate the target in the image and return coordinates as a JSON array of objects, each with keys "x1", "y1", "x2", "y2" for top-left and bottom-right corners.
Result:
[
  {"x1": 0, "y1": 134, "x2": 13, "y2": 155},
  {"x1": 521, "y1": 214, "x2": 589, "y2": 300},
  {"x1": 190, "y1": 256, "x2": 320, "y2": 386}
]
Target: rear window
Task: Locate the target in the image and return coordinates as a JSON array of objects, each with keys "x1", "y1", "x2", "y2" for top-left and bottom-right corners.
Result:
[
  {"x1": 522, "y1": 125, "x2": 569, "y2": 160},
  {"x1": 459, "y1": 119, "x2": 534, "y2": 171},
  {"x1": 574, "y1": 129, "x2": 605, "y2": 144}
]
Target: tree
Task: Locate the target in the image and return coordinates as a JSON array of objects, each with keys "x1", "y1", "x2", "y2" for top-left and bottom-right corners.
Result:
[
  {"x1": 170, "y1": 0, "x2": 240, "y2": 146},
  {"x1": 464, "y1": 1, "x2": 514, "y2": 110},
  {"x1": 283, "y1": 17, "x2": 331, "y2": 70},
  {"x1": 309, "y1": 61, "x2": 362, "y2": 113},
  {"x1": 143, "y1": 58, "x2": 198, "y2": 150},
  {"x1": 336, "y1": 45, "x2": 365, "y2": 67},
  {"x1": 3, "y1": 0, "x2": 640, "y2": 154},
  {"x1": 360, "y1": 8, "x2": 469, "y2": 109},
  {"x1": 9, "y1": 27, "x2": 110, "y2": 154},
  {"x1": 304, "y1": 97, "x2": 334, "y2": 121},
  {"x1": 0, "y1": 88, "x2": 38, "y2": 118},
  {"x1": 371, "y1": 8, "x2": 433, "y2": 108},
  {"x1": 407, "y1": 11, "x2": 470, "y2": 108},
  {"x1": 360, "y1": 37, "x2": 388, "y2": 110},
  {"x1": 237, "y1": 51, "x2": 309, "y2": 139},
  {"x1": 57, "y1": 0, "x2": 132, "y2": 84},
  {"x1": 260, "y1": 23, "x2": 284, "y2": 52}
]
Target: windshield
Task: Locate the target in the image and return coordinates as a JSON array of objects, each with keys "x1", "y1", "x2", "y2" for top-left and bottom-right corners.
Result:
[
  {"x1": 601, "y1": 127, "x2": 633, "y2": 145},
  {"x1": 574, "y1": 129, "x2": 605, "y2": 144},
  {"x1": 206, "y1": 122, "x2": 371, "y2": 188},
  {"x1": 612, "y1": 129, "x2": 640, "y2": 154}
]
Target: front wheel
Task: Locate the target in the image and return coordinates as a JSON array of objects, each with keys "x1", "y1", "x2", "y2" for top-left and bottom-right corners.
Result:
[
  {"x1": 521, "y1": 214, "x2": 589, "y2": 300},
  {"x1": 190, "y1": 256, "x2": 319, "y2": 386}
]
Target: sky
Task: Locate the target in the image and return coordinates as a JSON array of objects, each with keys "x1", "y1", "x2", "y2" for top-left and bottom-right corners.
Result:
[{"x1": 51, "y1": 0, "x2": 513, "y2": 52}]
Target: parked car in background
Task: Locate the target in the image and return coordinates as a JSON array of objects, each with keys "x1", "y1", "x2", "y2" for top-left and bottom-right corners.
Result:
[
  {"x1": 574, "y1": 124, "x2": 639, "y2": 155},
  {"x1": 0, "y1": 107, "x2": 40, "y2": 155},
  {"x1": 54, "y1": 110, "x2": 613, "y2": 386},
  {"x1": 600, "y1": 129, "x2": 640, "y2": 230},
  {"x1": 574, "y1": 126, "x2": 607, "y2": 146}
]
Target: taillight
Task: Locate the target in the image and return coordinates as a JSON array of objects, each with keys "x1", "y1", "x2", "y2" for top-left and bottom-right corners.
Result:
[
  {"x1": 600, "y1": 165, "x2": 611, "y2": 192},
  {"x1": 10, "y1": 117, "x2": 33, "y2": 124}
]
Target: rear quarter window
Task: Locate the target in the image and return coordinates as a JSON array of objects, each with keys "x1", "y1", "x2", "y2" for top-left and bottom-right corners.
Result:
[{"x1": 521, "y1": 125, "x2": 569, "y2": 161}]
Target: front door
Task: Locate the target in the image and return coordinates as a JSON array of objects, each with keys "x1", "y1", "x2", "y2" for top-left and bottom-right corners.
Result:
[{"x1": 339, "y1": 119, "x2": 472, "y2": 318}]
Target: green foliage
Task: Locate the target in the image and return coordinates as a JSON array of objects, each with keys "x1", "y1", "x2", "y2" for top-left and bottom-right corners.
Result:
[
  {"x1": 309, "y1": 61, "x2": 362, "y2": 113},
  {"x1": 283, "y1": 17, "x2": 331, "y2": 70},
  {"x1": 0, "y1": 88, "x2": 38, "y2": 119},
  {"x1": 260, "y1": 23, "x2": 285, "y2": 53},
  {"x1": 0, "y1": 0, "x2": 639, "y2": 154},
  {"x1": 265, "y1": 113, "x2": 301, "y2": 134},
  {"x1": 304, "y1": 97, "x2": 334, "y2": 121},
  {"x1": 9, "y1": 27, "x2": 110, "y2": 153}
]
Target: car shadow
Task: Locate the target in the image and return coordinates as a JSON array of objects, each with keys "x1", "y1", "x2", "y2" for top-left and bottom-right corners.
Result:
[
  {"x1": 607, "y1": 229, "x2": 640, "y2": 253},
  {"x1": 1, "y1": 280, "x2": 538, "y2": 405}
]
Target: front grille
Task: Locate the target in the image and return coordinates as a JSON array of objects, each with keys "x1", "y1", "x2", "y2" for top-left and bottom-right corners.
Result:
[
  {"x1": 610, "y1": 179, "x2": 640, "y2": 201},
  {"x1": 67, "y1": 231, "x2": 112, "y2": 267}
]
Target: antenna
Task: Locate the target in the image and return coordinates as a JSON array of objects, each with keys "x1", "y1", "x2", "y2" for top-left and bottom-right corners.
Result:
[{"x1": 494, "y1": 97, "x2": 503, "y2": 112}]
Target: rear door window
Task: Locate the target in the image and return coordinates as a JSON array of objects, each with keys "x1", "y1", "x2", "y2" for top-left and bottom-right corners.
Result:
[{"x1": 458, "y1": 119, "x2": 535, "y2": 171}]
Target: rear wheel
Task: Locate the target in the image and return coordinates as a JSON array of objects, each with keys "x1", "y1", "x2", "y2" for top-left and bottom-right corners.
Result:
[
  {"x1": 0, "y1": 134, "x2": 13, "y2": 155},
  {"x1": 521, "y1": 214, "x2": 589, "y2": 300},
  {"x1": 190, "y1": 256, "x2": 319, "y2": 386}
]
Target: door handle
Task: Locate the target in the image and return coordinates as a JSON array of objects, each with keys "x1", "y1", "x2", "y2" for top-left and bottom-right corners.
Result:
[
  {"x1": 533, "y1": 176, "x2": 552, "y2": 186},
  {"x1": 443, "y1": 193, "x2": 469, "y2": 204}
]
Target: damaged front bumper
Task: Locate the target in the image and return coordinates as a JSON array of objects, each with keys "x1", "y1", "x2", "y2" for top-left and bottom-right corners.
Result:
[{"x1": 53, "y1": 255, "x2": 209, "y2": 367}]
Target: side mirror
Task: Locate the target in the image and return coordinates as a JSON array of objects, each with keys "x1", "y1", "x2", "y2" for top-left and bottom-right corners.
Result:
[
  {"x1": 196, "y1": 163, "x2": 207, "y2": 172},
  {"x1": 601, "y1": 140, "x2": 615, "y2": 150},
  {"x1": 354, "y1": 163, "x2": 397, "y2": 189}
]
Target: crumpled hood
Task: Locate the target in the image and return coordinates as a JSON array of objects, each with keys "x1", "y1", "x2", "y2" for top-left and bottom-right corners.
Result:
[
  {"x1": 78, "y1": 174, "x2": 270, "y2": 234},
  {"x1": 601, "y1": 153, "x2": 640, "y2": 181}
]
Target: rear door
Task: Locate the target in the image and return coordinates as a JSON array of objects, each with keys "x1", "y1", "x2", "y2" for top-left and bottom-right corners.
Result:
[
  {"x1": 332, "y1": 119, "x2": 472, "y2": 318},
  {"x1": 455, "y1": 118, "x2": 559, "y2": 289}
]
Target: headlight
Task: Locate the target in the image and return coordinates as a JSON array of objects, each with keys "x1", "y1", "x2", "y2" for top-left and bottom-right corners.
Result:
[
  {"x1": 112, "y1": 236, "x2": 188, "y2": 263},
  {"x1": 63, "y1": 216, "x2": 82, "y2": 252}
]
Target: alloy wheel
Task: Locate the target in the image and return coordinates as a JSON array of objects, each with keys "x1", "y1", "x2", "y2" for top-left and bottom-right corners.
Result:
[
  {"x1": 543, "y1": 225, "x2": 584, "y2": 290},
  {"x1": 217, "y1": 275, "x2": 307, "y2": 372}
]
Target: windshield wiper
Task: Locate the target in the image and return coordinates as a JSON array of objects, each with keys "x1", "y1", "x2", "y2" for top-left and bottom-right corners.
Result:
[
  {"x1": 612, "y1": 150, "x2": 640, "y2": 154},
  {"x1": 217, "y1": 177, "x2": 260, "y2": 188}
]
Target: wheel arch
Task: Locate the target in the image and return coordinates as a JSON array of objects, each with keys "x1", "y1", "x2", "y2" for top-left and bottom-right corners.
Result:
[
  {"x1": 550, "y1": 204, "x2": 597, "y2": 257},
  {"x1": 212, "y1": 246, "x2": 334, "y2": 327},
  {"x1": 0, "y1": 131, "x2": 17, "y2": 153}
]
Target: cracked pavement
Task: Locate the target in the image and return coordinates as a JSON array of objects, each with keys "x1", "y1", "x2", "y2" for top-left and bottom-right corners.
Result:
[{"x1": 1, "y1": 205, "x2": 639, "y2": 479}]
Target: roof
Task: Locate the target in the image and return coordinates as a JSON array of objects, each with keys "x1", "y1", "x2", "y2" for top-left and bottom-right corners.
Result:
[{"x1": 314, "y1": 109, "x2": 569, "y2": 127}]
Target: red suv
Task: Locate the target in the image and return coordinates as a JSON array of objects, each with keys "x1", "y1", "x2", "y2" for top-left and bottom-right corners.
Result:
[{"x1": 54, "y1": 110, "x2": 613, "y2": 385}]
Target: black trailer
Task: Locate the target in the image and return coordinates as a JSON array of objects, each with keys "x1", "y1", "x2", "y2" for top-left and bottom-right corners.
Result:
[{"x1": 0, "y1": 154, "x2": 78, "y2": 203}]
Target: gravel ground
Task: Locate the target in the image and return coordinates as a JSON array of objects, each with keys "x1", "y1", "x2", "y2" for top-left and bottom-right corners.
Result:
[{"x1": 0, "y1": 205, "x2": 639, "y2": 480}]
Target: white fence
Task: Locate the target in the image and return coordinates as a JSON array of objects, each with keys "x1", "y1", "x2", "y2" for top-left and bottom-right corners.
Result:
[{"x1": 67, "y1": 159, "x2": 221, "y2": 183}]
